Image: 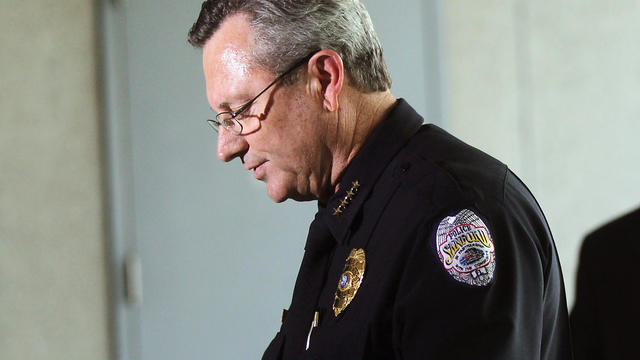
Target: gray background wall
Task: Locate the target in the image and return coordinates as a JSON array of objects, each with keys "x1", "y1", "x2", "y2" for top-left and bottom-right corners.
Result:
[{"x1": 2, "y1": 0, "x2": 639, "y2": 359}]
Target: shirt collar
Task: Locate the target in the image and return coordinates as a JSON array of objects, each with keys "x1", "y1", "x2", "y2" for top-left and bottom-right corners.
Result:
[{"x1": 317, "y1": 99, "x2": 423, "y2": 245}]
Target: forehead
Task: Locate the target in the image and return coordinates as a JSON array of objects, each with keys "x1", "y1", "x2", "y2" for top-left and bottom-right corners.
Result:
[{"x1": 202, "y1": 14, "x2": 257, "y2": 109}]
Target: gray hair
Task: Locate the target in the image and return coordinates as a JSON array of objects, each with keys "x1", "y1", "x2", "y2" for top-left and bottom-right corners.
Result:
[{"x1": 188, "y1": 0, "x2": 392, "y2": 92}]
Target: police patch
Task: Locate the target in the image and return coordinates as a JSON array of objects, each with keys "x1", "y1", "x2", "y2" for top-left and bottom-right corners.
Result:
[{"x1": 435, "y1": 209, "x2": 495, "y2": 286}]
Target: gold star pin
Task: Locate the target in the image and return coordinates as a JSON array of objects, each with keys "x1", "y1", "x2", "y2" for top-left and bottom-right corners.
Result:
[{"x1": 332, "y1": 180, "x2": 361, "y2": 216}]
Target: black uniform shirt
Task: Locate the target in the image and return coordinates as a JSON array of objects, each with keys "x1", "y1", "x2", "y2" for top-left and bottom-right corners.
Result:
[
  {"x1": 263, "y1": 99, "x2": 573, "y2": 360},
  {"x1": 571, "y1": 207, "x2": 640, "y2": 360}
]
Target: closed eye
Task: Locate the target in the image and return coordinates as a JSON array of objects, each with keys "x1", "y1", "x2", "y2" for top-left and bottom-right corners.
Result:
[{"x1": 232, "y1": 101, "x2": 256, "y2": 118}]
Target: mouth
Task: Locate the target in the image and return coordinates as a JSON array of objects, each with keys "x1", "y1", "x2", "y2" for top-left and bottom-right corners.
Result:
[{"x1": 247, "y1": 161, "x2": 267, "y2": 180}]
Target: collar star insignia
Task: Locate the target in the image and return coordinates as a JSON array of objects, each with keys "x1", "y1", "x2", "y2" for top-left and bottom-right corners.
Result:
[{"x1": 333, "y1": 180, "x2": 361, "y2": 216}]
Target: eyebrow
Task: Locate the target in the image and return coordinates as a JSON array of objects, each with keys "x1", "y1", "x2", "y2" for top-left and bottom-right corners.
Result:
[
  {"x1": 209, "y1": 102, "x2": 233, "y2": 113},
  {"x1": 215, "y1": 98, "x2": 252, "y2": 112}
]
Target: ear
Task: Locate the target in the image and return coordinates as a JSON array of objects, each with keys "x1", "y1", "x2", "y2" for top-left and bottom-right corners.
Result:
[{"x1": 306, "y1": 50, "x2": 344, "y2": 112}]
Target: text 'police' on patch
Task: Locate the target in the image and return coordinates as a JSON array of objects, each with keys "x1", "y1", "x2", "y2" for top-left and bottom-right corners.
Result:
[{"x1": 435, "y1": 209, "x2": 496, "y2": 286}]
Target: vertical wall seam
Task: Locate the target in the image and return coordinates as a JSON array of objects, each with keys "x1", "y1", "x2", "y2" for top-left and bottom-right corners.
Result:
[{"x1": 100, "y1": 0, "x2": 141, "y2": 359}]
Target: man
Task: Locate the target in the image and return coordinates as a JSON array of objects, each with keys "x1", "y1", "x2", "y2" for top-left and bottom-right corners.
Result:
[
  {"x1": 571, "y1": 206, "x2": 640, "y2": 360},
  {"x1": 188, "y1": 1, "x2": 573, "y2": 359}
]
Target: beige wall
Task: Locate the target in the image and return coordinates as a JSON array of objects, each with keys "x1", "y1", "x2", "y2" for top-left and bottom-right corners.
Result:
[
  {"x1": 441, "y1": 0, "x2": 640, "y2": 306},
  {"x1": 0, "y1": 1, "x2": 110, "y2": 359}
]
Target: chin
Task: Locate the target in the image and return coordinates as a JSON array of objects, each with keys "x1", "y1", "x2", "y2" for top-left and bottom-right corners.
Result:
[
  {"x1": 265, "y1": 184, "x2": 314, "y2": 203},
  {"x1": 268, "y1": 194, "x2": 289, "y2": 203},
  {"x1": 265, "y1": 185, "x2": 290, "y2": 203},
  {"x1": 263, "y1": 171, "x2": 318, "y2": 203}
]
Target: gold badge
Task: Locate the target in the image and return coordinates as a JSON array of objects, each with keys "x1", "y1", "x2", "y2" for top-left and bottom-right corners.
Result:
[{"x1": 333, "y1": 248, "x2": 366, "y2": 316}]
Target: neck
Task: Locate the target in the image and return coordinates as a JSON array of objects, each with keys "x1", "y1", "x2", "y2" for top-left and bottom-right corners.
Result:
[{"x1": 320, "y1": 90, "x2": 397, "y2": 203}]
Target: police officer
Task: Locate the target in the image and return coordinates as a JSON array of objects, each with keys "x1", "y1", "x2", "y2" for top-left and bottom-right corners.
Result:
[{"x1": 188, "y1": 1, "x2": 573, "y2": 358}]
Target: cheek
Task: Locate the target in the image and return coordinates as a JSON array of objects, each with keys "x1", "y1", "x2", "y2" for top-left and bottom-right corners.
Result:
[
  {"x1": 256, "y1": 126, "x2": 308, "y2": 165},
  {"x1": 254, "y1": 89, "x2": 321, "y2": 167},
  {"x1": 276, "y1": 137, "x2": 315, "y2": 171}
]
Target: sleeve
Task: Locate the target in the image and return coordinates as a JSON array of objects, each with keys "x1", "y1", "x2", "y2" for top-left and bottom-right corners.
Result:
[{"x1": 391, "y1": 207, "x2": 554, "y2": 359}]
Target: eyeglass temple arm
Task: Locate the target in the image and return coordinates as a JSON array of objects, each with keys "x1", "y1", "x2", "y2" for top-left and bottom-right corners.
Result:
[{"x1": 232, "y1": 53, "x2": 315, "y2": 117}]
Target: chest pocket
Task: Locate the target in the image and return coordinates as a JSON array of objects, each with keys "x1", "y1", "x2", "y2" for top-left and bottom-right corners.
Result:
[
  {"x1": 366, "y1": 321, "x2": 395, "y2": 359},
  {"x1": 265, "y1": 309, "x2": 319, "y2": 360},
  {"x1": 264, "y1": 309, "x2": 396, "y2": 359},
  {"x1": 307, "y1": 320, "x2": 394, "y2": 360}
]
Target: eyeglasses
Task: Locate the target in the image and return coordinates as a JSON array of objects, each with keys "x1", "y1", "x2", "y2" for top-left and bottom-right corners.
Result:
[{"x1": 207, "y1": 52, "x2": 315, "y2": 135}]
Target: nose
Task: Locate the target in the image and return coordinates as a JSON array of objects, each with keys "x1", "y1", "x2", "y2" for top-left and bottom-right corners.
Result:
[{"x1": 217, "y1": 127, "x2": 249, "y2": 162}]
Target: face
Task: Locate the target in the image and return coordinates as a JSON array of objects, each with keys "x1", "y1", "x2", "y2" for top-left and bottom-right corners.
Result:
[{"x1": 202, "y1": 14, "x2": 332, "y2": 202}]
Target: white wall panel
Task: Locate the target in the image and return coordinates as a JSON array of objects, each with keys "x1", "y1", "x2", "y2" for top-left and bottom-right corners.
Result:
[{"x1": 441, "y1": 0, "x2": 640, "y2": 306}]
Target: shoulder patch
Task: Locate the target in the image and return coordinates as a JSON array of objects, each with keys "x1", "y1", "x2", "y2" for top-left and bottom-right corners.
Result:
[{"x1": 435, "y1": 209, "x2": 495, "y2": 286}]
